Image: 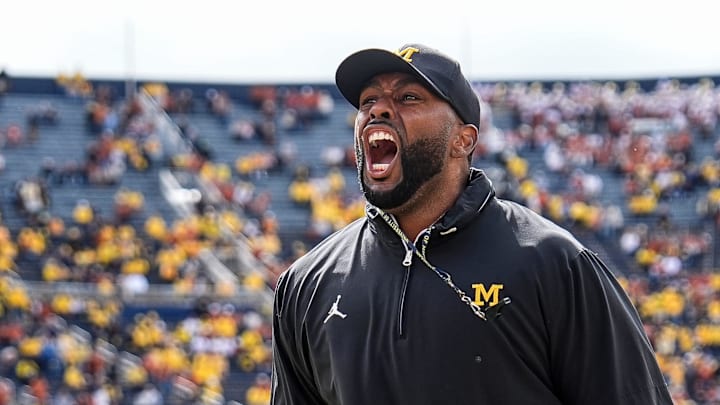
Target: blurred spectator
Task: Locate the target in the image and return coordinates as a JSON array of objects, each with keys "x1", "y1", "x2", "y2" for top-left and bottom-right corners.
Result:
[
  {"x1": 229, "y1": 118, "x2": 256, "y2": 141},
  {"x1": 14, "y1": 177, "x2": 50, "y2": 220},
  {"x1": 245, "y1": 373, "x2": 270, "y2": 405},
  {"x1": 132, "y1": 383, "x2": 163, "y2": 405},
  {"x1": 249, "y1": 86, "x2": 277, "y2": 109},
  {"x1": 0, "y1": 68, "x2": 9, "y2": 107},
  {"x1": 56, "y1": 71, "x2": 93, "y2": 98},
  {"x1": 288, "y1": 165, "x2": 314, "y2": 207},
  {"x1": 114, "y1": 188, "x2": 145, "y2": 224},
  {"x1": 0, "y1": 377, "x2": 14, "y2": 405},
  {"x1": 280, "y1": 86, "x2": 334, "y2": 129},
  {"x1": 5, "y1": 124, "x2": 23, "y2": 146},
  {"x1": 173, "y1": 88, "x2": 195, "y2": 114},
  {"x1": 85, "y1": 132, "x2": 127, "y2": 185},
  {"x1": 205, "y1": 89, "x2": 232, "y2": 124},
  {"x1": 119, "y1": 272, "x2": 149, "y2": 295},
  {"x1": 256, "y1": 119, "x2": 277, "y2": 146},
  {"x1": 321, "y1": 145, "x2": 345, "y2": 168}
]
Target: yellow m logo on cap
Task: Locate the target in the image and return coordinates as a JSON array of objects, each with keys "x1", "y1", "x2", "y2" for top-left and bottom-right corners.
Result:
[{"x1": 395, "y1": 46, "x2": 420, "y2": 63}]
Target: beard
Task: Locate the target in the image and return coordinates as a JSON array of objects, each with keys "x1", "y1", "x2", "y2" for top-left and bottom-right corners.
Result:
[{"x1": 358, "y1": 135, "x2": 448, "y2": 210}]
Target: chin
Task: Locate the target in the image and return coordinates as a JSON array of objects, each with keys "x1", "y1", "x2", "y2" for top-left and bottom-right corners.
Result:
[
  {"x1": 362, "y1": 170, "x2": 397, "y2": 190},
  {"x1": 365, "y1": 179, "x2": 400, "y2": 194}
]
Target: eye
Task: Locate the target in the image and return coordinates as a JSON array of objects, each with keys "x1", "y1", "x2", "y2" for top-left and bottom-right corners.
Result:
[
  {"x1": 359, "y1": 94, "x2": 377, "y2": 107},
  {"x1": 401, "y1": 93, "x2": 419, "y2": 102}
]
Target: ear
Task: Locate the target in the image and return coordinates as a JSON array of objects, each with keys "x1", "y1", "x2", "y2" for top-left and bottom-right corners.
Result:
[{"x1": 451, "y1": 124, "x2": 478, "y2": 159}]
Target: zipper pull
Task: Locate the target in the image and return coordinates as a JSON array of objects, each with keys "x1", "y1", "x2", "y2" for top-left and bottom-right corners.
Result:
[{"x1": 402, "y1": 241, "x2": 414, "y2": 266}]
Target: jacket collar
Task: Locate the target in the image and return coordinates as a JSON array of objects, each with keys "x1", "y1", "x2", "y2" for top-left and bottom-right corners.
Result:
[{"x1": 366, "y1": 168, "x2": 495, "y2": 240}]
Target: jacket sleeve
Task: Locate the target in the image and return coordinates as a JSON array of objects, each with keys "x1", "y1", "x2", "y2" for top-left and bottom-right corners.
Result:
[
  {"x1": 545, "y1": 249, "x2": 672, "y2": 405},
  {"x1": 271, "y1": 270, "x2": 325, "y2": 405}
]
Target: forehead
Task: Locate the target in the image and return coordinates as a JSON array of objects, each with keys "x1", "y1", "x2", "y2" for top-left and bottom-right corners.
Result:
[{"x1": 359, "y1": 72, "x2": 430, "y2": 94}]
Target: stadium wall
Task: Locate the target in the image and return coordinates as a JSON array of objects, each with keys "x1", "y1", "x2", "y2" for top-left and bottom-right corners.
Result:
[
  {"x1": 6, "y1": 74, "x2": 720, "y2": 102},
  {"x1": 4, "y1": 76, "x2": 345, "y2": 104}
]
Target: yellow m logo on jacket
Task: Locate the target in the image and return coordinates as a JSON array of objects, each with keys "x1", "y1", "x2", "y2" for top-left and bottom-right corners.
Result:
[{"x1": 472, "y1": 283, "x2": 504, "y2": 306}]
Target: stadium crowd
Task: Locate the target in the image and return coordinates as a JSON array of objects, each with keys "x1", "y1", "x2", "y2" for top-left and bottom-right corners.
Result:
[
  {"x1": 0, "y1": 81, "x2": 275, "y2": 405},
  {"x1": 1, "y1": 71, "x2": 720, "y2": 403}
]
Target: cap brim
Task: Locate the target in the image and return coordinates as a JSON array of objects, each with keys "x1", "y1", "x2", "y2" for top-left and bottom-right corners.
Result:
[{"x1": 335, "y1": 49, "x2": 434, "y2": 108}]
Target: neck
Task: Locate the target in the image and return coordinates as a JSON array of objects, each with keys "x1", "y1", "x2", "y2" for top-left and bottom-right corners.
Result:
[
  {"x1": 388, "y1": 171, "x2": 466, "y2": 241},
  {"x1": 396, "y1": 210, "x2": 446, "y2": 241}
]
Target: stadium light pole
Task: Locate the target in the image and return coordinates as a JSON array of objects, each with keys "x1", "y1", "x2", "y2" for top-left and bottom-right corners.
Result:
[{"x1": 124, "y1": 19, "x2": 137, "y2": 100}]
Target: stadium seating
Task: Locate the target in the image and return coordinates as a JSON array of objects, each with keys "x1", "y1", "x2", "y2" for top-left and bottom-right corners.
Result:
[{"x1": 2, "y1": 75, "x2": 720, "y2": 404}]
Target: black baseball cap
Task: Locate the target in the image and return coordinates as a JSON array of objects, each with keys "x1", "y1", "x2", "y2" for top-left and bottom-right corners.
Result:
[{"x1": 335, "y1": 43, "x2": 480, "y2": 128}]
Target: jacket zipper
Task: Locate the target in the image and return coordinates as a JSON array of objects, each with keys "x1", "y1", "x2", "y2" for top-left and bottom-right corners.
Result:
[
  {"x1": 397, "y1": 229, "x2": 432, "y2": 337},
  {"x1": 397, "y1": 240, "x2": 414, "y2": 337}
]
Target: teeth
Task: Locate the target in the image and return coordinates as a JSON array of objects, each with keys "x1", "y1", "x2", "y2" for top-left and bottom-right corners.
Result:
[
  {"x1": 371, "y1": 163, "x2": 389, "y2": 171},
  {"x1": 368, "y1": 131, "x2": 394, "y2": 147}
]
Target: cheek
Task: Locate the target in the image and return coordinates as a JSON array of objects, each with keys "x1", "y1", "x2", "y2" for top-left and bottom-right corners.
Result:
[
  {"x1": 353, "y1": 117, "x2": 361, "y2": 135},
  {"x1": 354, "y1": 114, "x2": 365, "y2": 149},
  {"x1": 354, "y1": 112, "x2": 365, "y2": 130}
]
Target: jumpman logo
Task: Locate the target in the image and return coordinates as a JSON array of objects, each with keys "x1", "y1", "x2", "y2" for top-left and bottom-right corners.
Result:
[{"x1": 323, "y1": 295, "x2": 348, "y2": 324}]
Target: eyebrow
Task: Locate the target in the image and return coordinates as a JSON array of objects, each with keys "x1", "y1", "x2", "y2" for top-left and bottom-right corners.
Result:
[{"x1": 361, "y1": 76, "x2": 426, "y2": 94}]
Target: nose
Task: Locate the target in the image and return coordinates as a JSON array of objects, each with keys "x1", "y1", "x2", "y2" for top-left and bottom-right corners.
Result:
[{"x1": 369, "y1": 97, "x2": 393, "y2": 120}]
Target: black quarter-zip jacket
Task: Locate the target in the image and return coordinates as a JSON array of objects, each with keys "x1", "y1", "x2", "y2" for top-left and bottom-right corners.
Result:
[{"x1": 271, "y1": 169, "x2": 672, "y2": 405}]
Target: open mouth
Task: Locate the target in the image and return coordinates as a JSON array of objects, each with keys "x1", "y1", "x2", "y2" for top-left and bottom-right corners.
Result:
[{"x1": 366, "y1": 131, "x2": 398, "y2": 178}]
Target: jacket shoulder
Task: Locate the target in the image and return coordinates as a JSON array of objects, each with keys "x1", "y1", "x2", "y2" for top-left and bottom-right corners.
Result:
[
  {"x1": 276, "y1": 217, "x2": 367, "y2": 297},
  {"x1": 493, "y1": 198, "x2": 585, "y2": 254}
]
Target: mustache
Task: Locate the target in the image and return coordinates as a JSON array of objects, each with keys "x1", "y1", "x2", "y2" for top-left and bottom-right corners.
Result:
[{"x1": 364, "y1": 118, "x2": 400, "y2": 135}]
